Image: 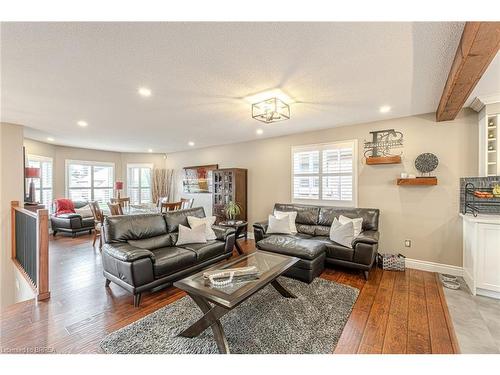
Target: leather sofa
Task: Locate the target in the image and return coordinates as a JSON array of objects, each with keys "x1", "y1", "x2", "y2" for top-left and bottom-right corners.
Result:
[
  {"x1": 253, "y1": 203, "x2": 379, "y2": 282},
  {"x1": 101, "y1": 207, "x2": 236, "y2": 307},
  {"x1": 51, "y1": 200, "x2": 95, "y2": 237}
]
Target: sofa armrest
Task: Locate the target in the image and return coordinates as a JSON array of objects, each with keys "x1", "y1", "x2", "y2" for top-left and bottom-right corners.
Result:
[
  {"x1": 212, "y1": 225, "x2": 236, "y2": 241},
  {"x1": 253, "y1": 220, "x2": 269, "y2": 233},
  {"x1": 102, "y1": 243, "x2": 156, "y2": 263},
  {"x1": 253, "y1": 220, "x2": 268, "y2": 243},
  {"x1": 352, "y1": 230, "x2": 379, "y2": 247},
  {"x1": 53, "y1": 213, "x2": 82, "y2": 219}
]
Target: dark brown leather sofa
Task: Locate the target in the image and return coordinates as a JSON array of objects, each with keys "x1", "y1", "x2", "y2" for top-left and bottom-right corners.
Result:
[
  {"x1": 253, "y1": 203, "x2": 380, "y2": 282},
  {"x1": 101, "y1": 207, "x2": 236, "y2": 307}
]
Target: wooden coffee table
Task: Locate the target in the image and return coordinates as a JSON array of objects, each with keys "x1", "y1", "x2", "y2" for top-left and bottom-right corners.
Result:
[{"x1": 173, "y1": 250, "x2": 299, "y2": 354}]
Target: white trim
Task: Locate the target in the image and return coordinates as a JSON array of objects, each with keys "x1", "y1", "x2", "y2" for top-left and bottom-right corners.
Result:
[
  {"x1": 290, "y1": 139, "x2": 358, "y2": 208},
  {"x1": 27, "y1": 154, "x2": 53, "y2": 162},
  {"x1": 127, "y1": 162, "x2": 154, "y2": 169},
  {"x1": 405, "y1": 258, "x2": 463, "y2": 277}
]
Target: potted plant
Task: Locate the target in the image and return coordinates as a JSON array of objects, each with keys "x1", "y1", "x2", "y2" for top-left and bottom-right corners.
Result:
[{"x1": 224, "y1": 201, "x2": 241, "y2": 224}]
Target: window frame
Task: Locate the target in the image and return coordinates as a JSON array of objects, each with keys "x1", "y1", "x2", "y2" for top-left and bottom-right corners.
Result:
[
  {"x1": 27, "y1": 154, "x2": 54, "y2": 210},
  {"x1": 291, "y1": 140, "x2": 358, "y2": 207},
  {"x1": 65, "y1": 159, "x2": 115, "y2": 203},
  {"x1": 126, "y1": 163, "x2": 153, "y2": 204}
]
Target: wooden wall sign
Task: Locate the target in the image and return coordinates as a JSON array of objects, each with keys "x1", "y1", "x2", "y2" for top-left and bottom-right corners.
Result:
[{"x1": 364, "y1": 129, "x2": 403, "y2": 165}]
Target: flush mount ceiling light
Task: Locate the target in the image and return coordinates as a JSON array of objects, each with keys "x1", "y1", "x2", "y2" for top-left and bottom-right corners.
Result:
[
  {"x1": 148, "y1": 149, "x2": 153, "y2": 153},
  {"x1": 77, "y1": 120, "x2": 88, "y2": 127},
  {"x1": 47, "y1": 137, "x2": 55, "y2": 142},
  {"x1": 138, "y1": 87, "x2": 152, "y2": 97},
  {"x1": 256, "y1": 128, "x2": 263, "y2": 135},
  {"x1": 245, "y1": 89, "x2": 292, "y2": 124},
  {"x1": 379, "y1": 105, "x2": 391, "y2": 113},
  {"x1": 188, "y1": 141, "x2": 195, "y2": 147},
  {"x1": 252, "y1": 97, "x2": 290, "y2": 124}
]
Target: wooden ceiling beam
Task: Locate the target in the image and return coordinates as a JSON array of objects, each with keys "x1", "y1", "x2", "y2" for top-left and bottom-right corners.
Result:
[{"x1": 436, "y1": 22, "x2": 500, "y2": 122}]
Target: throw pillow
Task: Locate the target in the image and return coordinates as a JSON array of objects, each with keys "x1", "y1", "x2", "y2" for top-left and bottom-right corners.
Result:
[
  {"x1": 329, "y1": 218, "x2": 354, "y2": 248},
  {"x1": 267, "y1": 214, "x2": 293, "y2": 235},
  {"x1": 187, "y1": 215, "x2": 217, "y2": 241},
  {"x1": 75, "y1": 204, "x2": 93, "y2": 218},
  {"x1": 338, "y1": 215, "x2": 363, "y2": 237},
  {"x1": 55, "y1": 198, "x2": 76, "y2": 216},
  {"x1": 176, "y1": 224, "x2": 207, "y2": 246},
  {"x1": 274, "y1": 210, "x2": 298, "y2": 234}
]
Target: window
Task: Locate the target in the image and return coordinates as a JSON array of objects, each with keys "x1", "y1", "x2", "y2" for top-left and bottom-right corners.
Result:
[
  {"x1": 291, "y1": 140, "x2": 357, "y2": 206},
  {"x1": 27, "y1": 155, "x2": 53, "y2": 210},
  {"x1": 66, "y1": 160, "x2": 114, "y2": 204},
  {"x1": 127, "y1": 164, "x2": 153, "y2": 204}
]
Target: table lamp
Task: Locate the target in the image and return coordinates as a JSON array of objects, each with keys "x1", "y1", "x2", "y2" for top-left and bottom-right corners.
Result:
[
  {"x1": 115, "y1": 181, "x2": 124, "y2": 198},
  {"x1": 25, "y1": 167, "x2": 41, "y2": 204}
]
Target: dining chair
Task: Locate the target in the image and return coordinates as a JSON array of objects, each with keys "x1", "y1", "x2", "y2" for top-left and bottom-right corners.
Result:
[
  {"x1": 161, "y1": 201, "x2": 182, "y2": 212},
  {"x1": 111, "y1": 197, "x2": 130, "y2": 210},
  {"x1": 180, "y1": 198, "x2": 194, "y2": 209},
  {"x1": 156, "y1": 196, "x2": 168, "y2": 210},
  {"x1": 108, "y1": 202, "x2": 123, "y2": 216},
  {"x1": 88, "y1": 201, "x2": 104, "y2": 250}
]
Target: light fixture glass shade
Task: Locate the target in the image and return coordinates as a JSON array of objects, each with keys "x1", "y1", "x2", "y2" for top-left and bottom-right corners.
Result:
[{"x1": 252, "y1": 97, "x2": 290, "y2": 123}]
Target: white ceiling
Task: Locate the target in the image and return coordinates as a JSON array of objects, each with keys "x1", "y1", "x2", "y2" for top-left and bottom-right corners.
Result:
[{"x1": 1, "y1": 21, "x2": 496, "y2": 154}]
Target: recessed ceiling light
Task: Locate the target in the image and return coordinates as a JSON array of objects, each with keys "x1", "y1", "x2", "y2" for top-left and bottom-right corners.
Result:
[
  {"x1": 148, "y1": 149, "x2": 153, "y2": 153},
  {"x1": 138, "y1": 87, "x2": 152, "y2": 97},
  {"x1": 256, "y1": 129, "x2": 264, "y2": 135},
  {"x1": 77, "y1": 120, "x2": 88, "y2": 127},
  {"x1": 47, "y1": 137, "x2": 54, "y2": 142},
  {"x1": 379, "y1": 105, "x2": 391, "y2": 113},
  {"x1": 188, "y1": 141, "x2": 195, "y2": 147}
]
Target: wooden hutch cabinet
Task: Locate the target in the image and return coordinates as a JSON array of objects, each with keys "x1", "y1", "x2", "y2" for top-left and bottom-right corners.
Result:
[{"x1": 212, "y1": 168, "x2": 247, "y2": 223}]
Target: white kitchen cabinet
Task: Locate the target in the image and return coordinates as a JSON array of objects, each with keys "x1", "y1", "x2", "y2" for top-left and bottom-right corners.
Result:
[{"x1": 461, "y1": 213, "x2": 500, "y2": 299}]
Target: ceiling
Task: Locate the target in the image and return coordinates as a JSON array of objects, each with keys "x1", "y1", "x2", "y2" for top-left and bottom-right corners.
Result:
[{"x1": 1, "y1": 22, "x2": 496, "y2": 153}]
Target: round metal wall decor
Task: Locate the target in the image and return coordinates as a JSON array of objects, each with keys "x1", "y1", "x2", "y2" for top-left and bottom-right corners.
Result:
[{"x1": 415, "y1": 153, "x2": 438, "y2": 174}]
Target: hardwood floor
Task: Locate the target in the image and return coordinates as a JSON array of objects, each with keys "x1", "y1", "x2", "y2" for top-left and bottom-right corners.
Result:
[{"x1": 0, "y1": 234, "x2": 459, "y2": 354}]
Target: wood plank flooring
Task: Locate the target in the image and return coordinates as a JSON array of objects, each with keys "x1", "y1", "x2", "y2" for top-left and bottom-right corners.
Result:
[{"x1": 0, "y1": 234, "x2": 459, "y2": 354}]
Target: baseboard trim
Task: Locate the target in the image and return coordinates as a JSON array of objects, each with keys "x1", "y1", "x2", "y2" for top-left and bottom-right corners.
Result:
[{"x1": 405, "y1": 258, "x2": 463, "y2": 276}]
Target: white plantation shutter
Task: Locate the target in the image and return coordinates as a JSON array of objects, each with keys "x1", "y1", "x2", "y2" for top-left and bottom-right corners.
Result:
[
  {"x1": 292, "y1": 141, "x2": 357, "y2": 206},
  {"x1": 127, "y1": 164, "x2": 153, "y2": 204},
  {"x1": 66, "y1": 160, "x2": 114, "y2": 207},
  {"x1": 27, "y1": 156, "x2": 53, "y2": 211}
]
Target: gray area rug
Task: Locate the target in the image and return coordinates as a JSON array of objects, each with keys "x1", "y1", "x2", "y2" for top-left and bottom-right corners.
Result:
[{"x1": 100, "y1": 277, "x2": 359, "y2": 354}]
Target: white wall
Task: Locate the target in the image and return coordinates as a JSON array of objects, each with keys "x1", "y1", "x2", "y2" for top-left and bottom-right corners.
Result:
[
  {"x1": 166, "y1": 110, "x2": 478, "y2": 267},
  {"x1": 23, "y1": 139, "x2": 167, "y2": 200},
  {"x1": 0, "y1": 123, "x2": 35, "y2": 308}
]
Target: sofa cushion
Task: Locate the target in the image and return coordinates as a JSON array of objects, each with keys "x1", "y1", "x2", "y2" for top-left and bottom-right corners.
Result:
[
  {"x1": 325, "y1": 242, "x2": 354, "y2": 262},
  {"x1": 128, "y1": 233, "x2": 174, "y2": 250},
  {"x1": 104, "y1": 214, "x2": 167, "y2": 243},
  {"x1": 257, "y1": 235, "x2": 325, "y2": 260},
  {"x1": 164, "y1": 207, "x2": 206, "y2": 233},
  {"x1": 55, "y1": 198, "x2": 76, "y2": 216},
  {"x1": 180, "y1": 240, "x2": 226, "y2": 261},
  {"x1": 296, "y1": 224, "x2": 316, "y2": 236},
  {"x1": 152, "y1": 247, "x2": 197, "y2": 277},
  {"x1": 318, "y1": 207, "x2": 380, "y2": 231},
  {"x1": 273, "y1": 203, "x2": 320, "y2": 225}
]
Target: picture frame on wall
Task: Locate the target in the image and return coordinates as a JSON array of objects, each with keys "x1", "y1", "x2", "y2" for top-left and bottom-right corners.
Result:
[{"x1": 182, "y1": 164, "x2": 218, "y2": 193}]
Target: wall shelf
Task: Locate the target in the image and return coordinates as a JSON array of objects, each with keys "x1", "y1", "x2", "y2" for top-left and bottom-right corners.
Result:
[
  {"x1": 397, "y1": 177, "x2": 437, "y2": 186},
  {"x1": 366, "y1": 155, "x2": 401, "y2": 165}
]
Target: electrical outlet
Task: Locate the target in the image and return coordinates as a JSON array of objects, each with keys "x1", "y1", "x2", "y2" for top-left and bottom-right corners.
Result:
[{"x1": 405, "y1": 240, "x2": 411, "y2": 247}]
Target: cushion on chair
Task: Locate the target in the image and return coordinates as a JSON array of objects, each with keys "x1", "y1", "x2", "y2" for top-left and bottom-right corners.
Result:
[{"x1": 55, "y1": 198, "x2": 76, "y2": 216}]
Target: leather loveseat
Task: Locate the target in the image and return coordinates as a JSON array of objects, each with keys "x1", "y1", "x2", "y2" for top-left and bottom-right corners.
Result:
[
  {"x1": 101, "y1": 207, "x2": 236, "y2": 307},
  {"x1": 253, "y1": 203, "x2": 380, "y2": 282},
  {"x1": 51, "y1": 200, "x2": 95, "y2": 237}
]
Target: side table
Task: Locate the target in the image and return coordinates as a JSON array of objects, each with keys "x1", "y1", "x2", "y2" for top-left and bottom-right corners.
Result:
[{"x1": 218, "y1": 220, "x2": 248, "y2": 255}]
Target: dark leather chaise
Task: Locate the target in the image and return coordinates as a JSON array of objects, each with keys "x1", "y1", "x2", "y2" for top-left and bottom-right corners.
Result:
[
  {"x1": 101, "y1": 207, "x2": 236, "y2": 307},
  {"x1": 253, "y1": 203, "x2": 380, "y2": 282},
  {"x1": 51, "y1": 200, "x2": 95, "y2": 237}
]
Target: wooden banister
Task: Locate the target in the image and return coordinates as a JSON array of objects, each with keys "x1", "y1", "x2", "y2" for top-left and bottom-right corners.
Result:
[{"x1": 10, "y1": 200, "x2": 50, "y2": 301}]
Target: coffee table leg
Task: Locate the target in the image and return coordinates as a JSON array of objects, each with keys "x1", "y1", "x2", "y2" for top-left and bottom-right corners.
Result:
[
  {"x1": 271, "y1": 279, "x2": 297, "y2": 299},
  {"x1": 178, "y1": 293, "x2": 230, "y2": 354}
]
